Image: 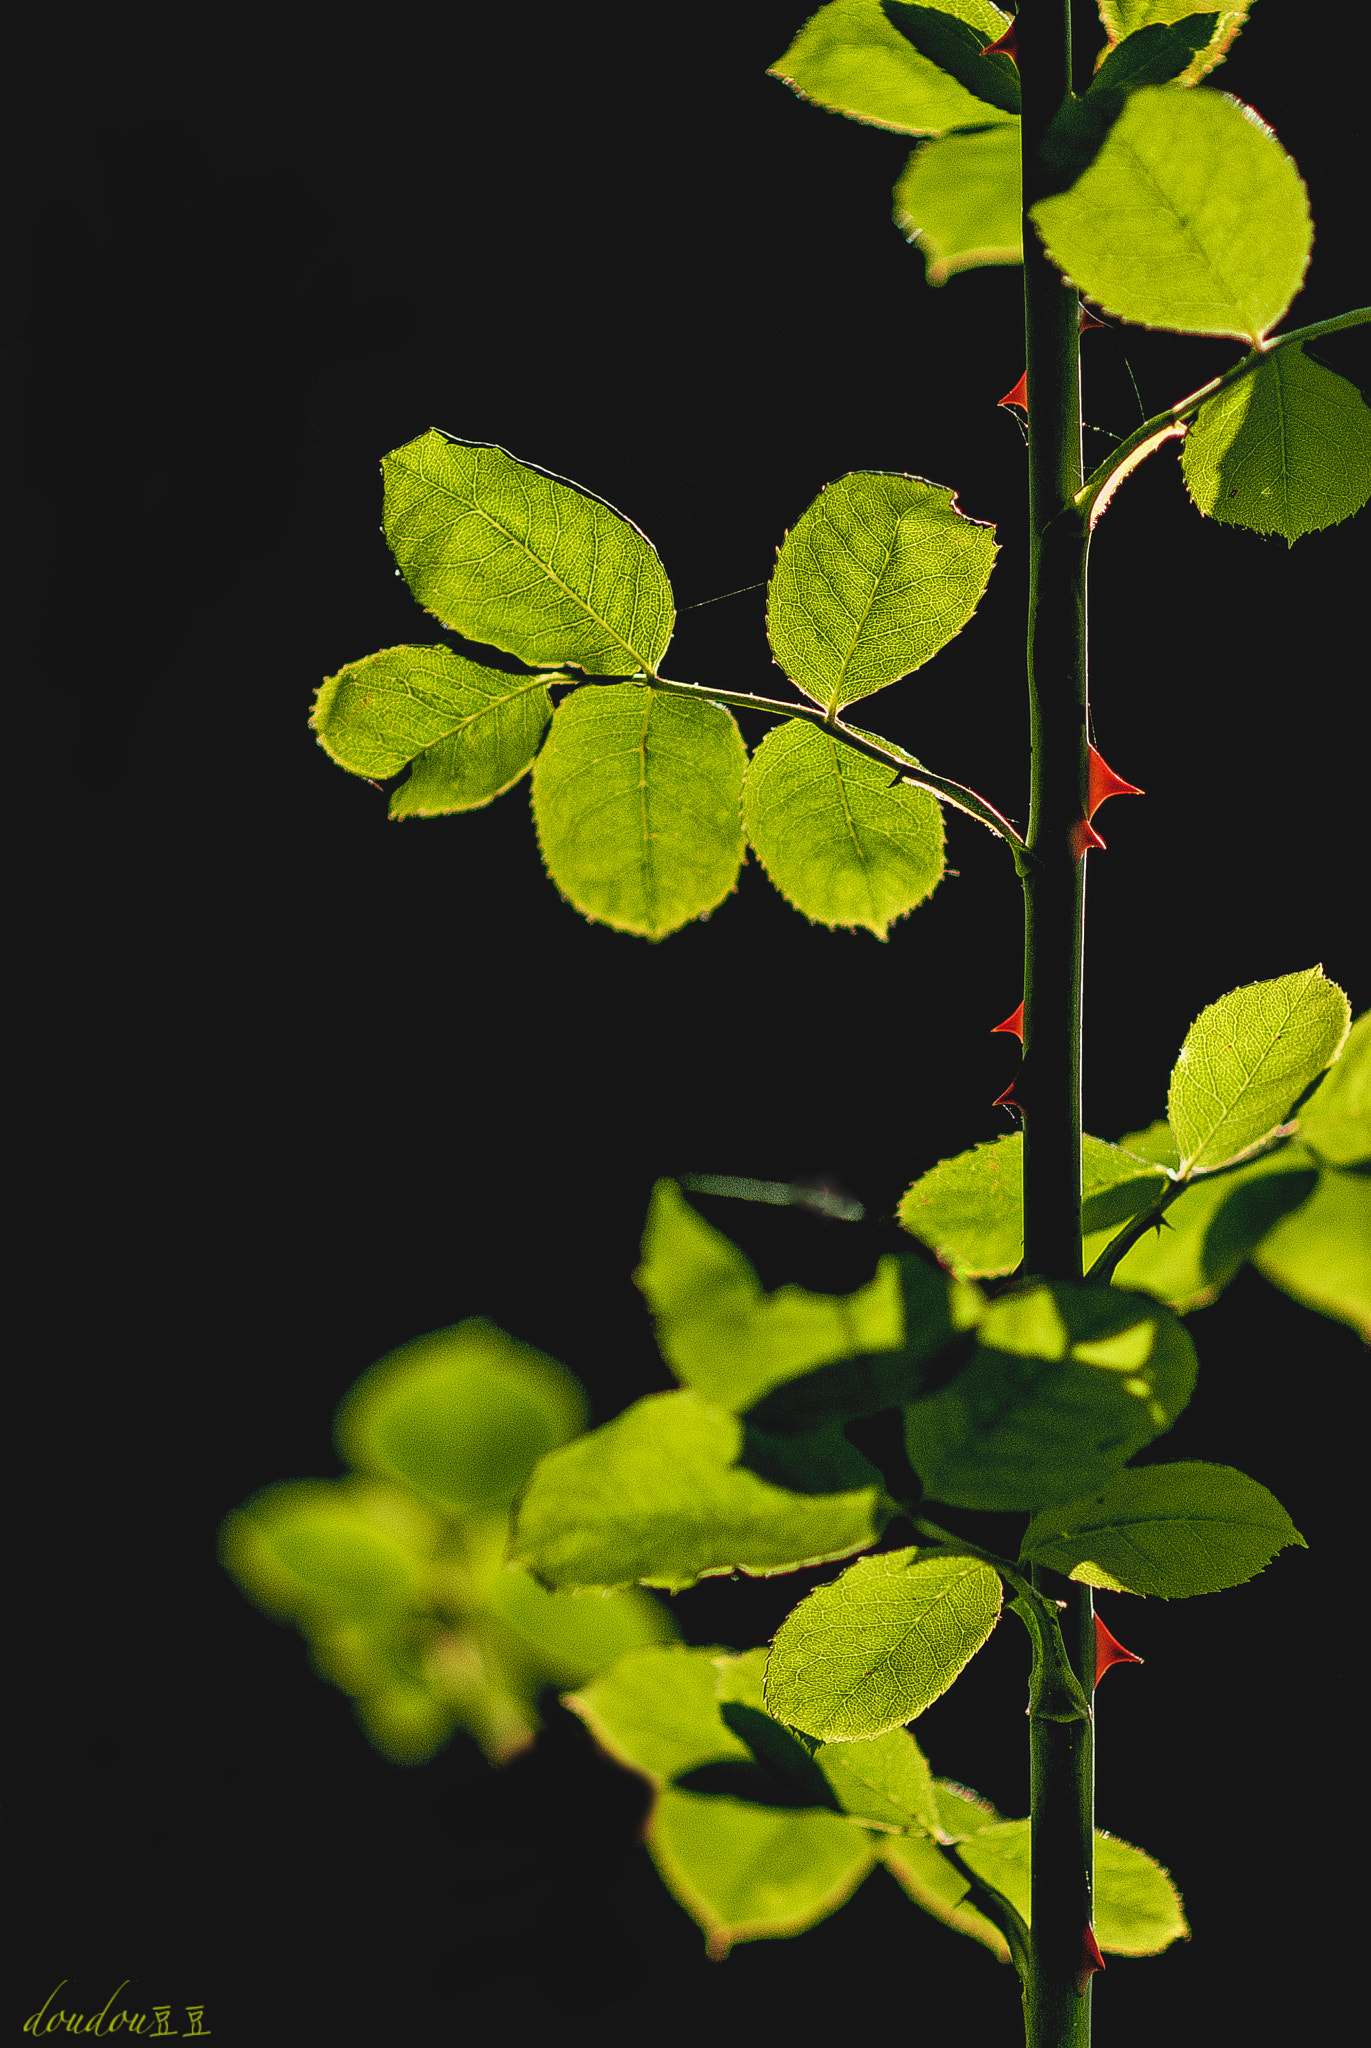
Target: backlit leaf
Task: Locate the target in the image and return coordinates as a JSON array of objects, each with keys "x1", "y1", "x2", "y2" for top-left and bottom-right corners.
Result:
[
  {"x1": 893, "y1": 125, "x2": 1023, "y2": 284},
  {"x1": 1182, "y1": 346, "x2": 1371, "y2": 543},
  {"x1": 814, "y1": 1725, "x2": 942, "y2": 1835},
  {"x1": 1296, "y1": 1011, "x2": 1371, "y2": 1169},
  {"x1": 881, "y1": 4, "x2": 1020, "y2": 114},
  {"x1": 311, "y1": 645, "x2": 553, "y2": 816},
  {"x1": 220, "y1": 1478, "x2": 435, "y2": 1623},
  {"x1": 764, "y1": 1546, "x2": 1003, "y2": 1740},
  {"x1": 381, "y1": 431, "x2": 674, "y2": 677},
  {"x1": 904, "y1": 1283, "x2": 1197, "y2": 1510},
  {"x1": 768, "y1": 472, "x2": 997, "y2": 715},
  {"x1": 877, "y1": 1832, "x2": 1010, "y2": 1960},
  {"x1": 634, "y1": 1179, "x2": 908, "y2": 1412},
  {"x1": 1110, "y1": 1144, "x2": 1318, "y2": 1311},
  {"x1": 530, "y1": 684, "x2": 746, "y2": 939},
  {"x1": 1029, "y1": 85, "x2": 1311, "y2": 341},
  {"x1": 1168, "y1": 967, "x2": 1351, "y2": 1172},
  {"x1": 1253, "y1": 1171, "x2": 1371, "y2": 1338},
  {"x1": 1090, "y1": 14, "x2": 1223, "y2": 93},
  {"x1": 1097, "y1": 2, "x2": 1254, "y2": 86},
  {"x1": 335, "y1": 1320, "x2": 586, "y2": 1513},
  {"x1": 898, "y1": 1133, "x2": 1166, "y2": 1278},
  {"x1": 565, "y1": 1643, "x2": 753, "y2": 1784},
  {"x1": 768, "y1": 0, "x2": 1014, "y2": 138},
  {"x1": 648, "y1": 1790, "x2": 876, "y2": 1957},
  {"x1": 959, "y1": 1820, "x2": 1189, "y2": 1953},
  {"x1": 743, "y1": 721, "x2": 945, "y2": 937},
  {"x1": 1020, "y1": 1461, "x2": 1306, "y2": 1595},
  {"x1": 510, "y1": 1389, "x2": 882, "y2": 1590},
  {"x1": 481, "y1": 1568, "x2": 677, "y2": 1683}
]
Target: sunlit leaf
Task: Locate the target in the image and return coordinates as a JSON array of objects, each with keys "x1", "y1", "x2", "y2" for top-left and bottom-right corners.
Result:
[
  {"x1": 530, "y1": 684, "x2": 747, "y2": 939},
  {"x1": 1020, "y1": 1461, "x2": 1306, "y2": 1595},
  {"x1": 815, "y1": 1725, "x2": 942, "y2": 1835},
  {"x1": 634, "y1": 1179, "x2": 907, "y2": 1412},
  {"x1": 1182, "y1": 346, "x2": 1371, "y2": 543},
  {"x1": 1252, "y1": 1170, "x2": 1371, "y2": 1338},
  {"x1": 881, "y1": 4, "x2": 1020, "y2": 113},
  {"x1": 877, "y1": 1831, "x2": 1010, "y2": 1960},
  {"x1": 893, "y1": 124, "x2": 1023, "y2": 284},
  {"x1": 510, "y1": 1389, "x2": 882, "y2": 1590},
  {"x1": 768, "y1": 0, "x2": 1015, "y2": 138},
  {"x1": 959, "y1": 1820, "x2": 1189, "y2": 1953},
  {"x1": 1167, "y1": 967, "x2": 1351, "y2": 1172},
  {"x1": 764, "y1": 1547, "x2": 1003, "y2": 1740},
  {"x1": 481, "y1": 1566, "x2": 678, "y2": 1683},
  {"x1": 334, "y1": 1319, "x2": 586, "y2": 1513},
  {"x1": 310, "y1": 645, "x2": 552, "y2": 816},
  {"x1": 743, "y1": 721, "x2": 945, "y2": 937},
  {"x1": 1029, "y1": 85, "x2": 1311, "y2": 341},
  {"x1": 565, "y1": 1643, "x2": 754, "y2": 1784},
  {"x1": 1296, "y1": 1012, "x2": 1371, "y2": 1169},
  {"x1": 1090, "y1": 14, "x2": 1224, "y2": 93},
  {"x1": 904, "y1": 1283, "x2": 1197, "y2": 1510},
  {"x1": 382, "y1": 430, "x2": 674, "y2": 676},
  {"x1": 219, "y1": 1478, "x2": 437, "y2": 1624},
  {"x1": 648, "y1": 1790, "x2": 876, "y2": 1957},
  {"x1": 1110, "y1": 1144, "x2": 1318, "y2": 1311},
  {"x1": 768, "y1": 472, "x2": 997, "y2": 715}
]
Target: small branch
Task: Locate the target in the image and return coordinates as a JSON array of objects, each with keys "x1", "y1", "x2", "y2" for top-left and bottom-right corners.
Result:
[
  {"x1": 1084, "y1": 1123, "x2": 1301, "y2": 1282},
  {"x1": 942, "y1": 1842, "x2": 1033, "y2": 1979},
  {"x1": 1071, "y1": 305, "x2": 1371, "y2": 525}
]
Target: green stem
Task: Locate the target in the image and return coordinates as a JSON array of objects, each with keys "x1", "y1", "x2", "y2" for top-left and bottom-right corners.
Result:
[
  {"x1": 1020, "y1": 4, "x2": 1094, "y2": 2041},
  {"x1": 1074, "y1": 305, "x2": 1371, "y2": 524}
]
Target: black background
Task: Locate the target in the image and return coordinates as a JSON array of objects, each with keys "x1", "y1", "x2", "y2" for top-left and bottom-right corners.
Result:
[{"x1": 13, "y1": 2, "x2": 1365, "y2": 2041}]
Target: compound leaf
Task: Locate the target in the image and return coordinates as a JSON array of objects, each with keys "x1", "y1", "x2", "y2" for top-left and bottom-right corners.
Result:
[
  {"x1": 1253, "y1": 1170, "x2": 1371, "y2": 1338},
  {"x1": 1182, "y1": 346, "x2": 1371, "y2": 543},
  {"x1": 768, "y1": 472, "x2": 997, "y2": 715},
  {"x1": 1168, "y1": 967, "x2": 1351, "y2": 1173},
  {"x1": 1296, "y1": 1011, "x2": 1371, "y2": 1169},
  {"x1": 335, "y1": 1319, "x2": 586, "y2": 1513},
  {"x1": 311, "y1": 645, "x2": 552, "y2": 816},
  {"x1": 381, "y1": 431, "x2": 674, "y2": 677},
  {"x1": 898, "y1": 1133, "x2": 1166, "y2": 1278},
  {"x1": 768, "y1": 0, "x2": 1015, "y2": 138},
  {"x1": 893, "y1": 124, "x2": 1023, "y2": 284},
  {"x1": 1029, "y1": 85, "x2": 1311, "y2": 341},
  {"x1": 530, "y1": 684, "x2": 746, "y2": 939},
  {"x1": 1020, "y1": 1461, "x2": 1306, "y2": 1595},
  {"x1": 1110, "y1": 1144, "x2": 1318, "y2": 1312},
  {"x1": 634, "y1": 1179, "x2": 908, "y2": 1412},
  {"x1": 764, "y1": 1546, "x2": 1003, "y2": 1740},
  {"x1": 904, "y1": 1283, "x2": 1197, "y2": 1510},
  {"x1": 743, "y1": 720, "x2": 945, "y2": 937},
  {"x1": 510, "y1": 1389, "x2": 882, "y2": 1591},
  {"x1": 959, "y1": 1820, "x2": 1189, "y2": 1953}
]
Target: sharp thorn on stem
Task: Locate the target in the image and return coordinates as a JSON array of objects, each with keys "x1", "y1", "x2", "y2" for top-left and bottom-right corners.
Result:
[
  {"x1": 1087, "y1": 744, "x2": 1144, "y2": 819},
  {"x1": 1076, "y1": 1925, "x2": 1107, "y2": 1995},
  {"x1": 992, "y1": 1000, "x2": 1025, "y2": 1041},
  {"x1": 1094, "y1": 1613, "x2": 1144, "y2": 1684}
]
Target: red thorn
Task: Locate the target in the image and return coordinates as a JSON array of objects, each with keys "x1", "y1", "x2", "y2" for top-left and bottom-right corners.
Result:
[
  {"x1": 1070, "y1": 818, "x2": 1107, "y2": 859},
  {"x1": 983, "y1": 23, "x2": 1017, "y2": 61},
  {"x1": 998, "y1": 368, "x2": 1029, "y2": 414},
  {"x1": 991, "y1": 1000, "x2": 1025, "y2": 1042},
  {"x1": 1079, "y1": 307, "x2": 1108, "y2": 333},
  {"x1": 1094, "y1": 1613, "x2": 1144, "y2": 1686},
  {"x1": 1076, "y1": 1925, "x2": 1107, "y2": 1995},
  {"x1": 992, "y1": 1069, "x2": 1023, "y2": 1112},
  {"x1": 1087, "y1": 744, "x2": 1144, "y2": 820}
]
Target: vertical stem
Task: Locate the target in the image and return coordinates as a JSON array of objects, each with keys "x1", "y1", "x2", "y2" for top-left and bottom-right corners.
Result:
[{"x1": 1017, "y1": 5, "x2": 1096, "y2": 2046}]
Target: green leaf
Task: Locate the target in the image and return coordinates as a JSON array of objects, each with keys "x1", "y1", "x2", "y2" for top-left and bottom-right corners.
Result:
[
  {"x1": 647, "y1": 1790, "x2": 876, "y2": 1958},
  {"x1": 1090, "y1": 14, "x2": 1222, "y2": 92},
  {"x1": 481, "y1": 1567, "x2": 678, "y2": 1684},
  {"x1": 904, "y1": 1283, "x2": 1198, "y2": 1510},
  {"x1": 1168, "y1": 967, "x2": 1351, "y2": 1173},
  {"x1": 881, "y1": 4, "x2": 1020, "y2": 113},
  {"x1": 878, "y1": 1829, "x2": 1010, "y2": 1961},
  {"x1": 1117, "y1": 1119, "x2": 1180, "y2": 1170},
  {"x1": 1253, "y1": 1170, "x2": 1371, "y2": 1338},
  {"x1": 634, "y1": 1179, "x2": 909, "y2": 1412},
  {"x1": 310, "y1": 645, "x2": 552, "y2": 817},
  {"x1": 768, "y1": 0, "x2": 1015, "y2": 138},
  {"x1": 767, "y1": 472, "x2": 998, "y2": 716},
  {"x1": 898, "y1": 1133, "x2": 1167, "y2": 1279},
  {"x1": 1097, "y1": 2, "x2": 1253, "y2": 86},
  {"x1": 1297, "y1": 1012, "x2": 1371, "y2": 1169},
  {"x1": 743, "y1": 721, "x2": 945, "y2": 937},
  {"x1": 334, "y1": 1319, "x2": 586, "y2": 1513},
  {"x1": 510, "y1": 1389, "x2": 883, "y2": 1591},
  {"x1": 893, "y1": 125, "x2": 1023, "y2": 284},
  {"x1": 219, "y1": 1478, "x2": 437, "y2": 1623},
  {"x1": 381, "y1": 431, "x2": 674, "y2": 677},
  {"x1": 565, "y1": 1643, "x2": 754, "y2": 1783},
  {"x1": 1021, "y1": 1461, "x2": 1306, "y2": 1595},
  {"x1": 1029, "y1": 85, "x2": 1311, "y2": 341},
  {"x1": 1182, "y1": 346, "x2": 1371, "y2": 544},
  {"x1": 958, "y1": 1820, "x2": 1189, "y2": 1953},
  {"x1": 814, "y1": 1725, "x2": 942, "y2": 1835},
  {"x1": 530, "y1": 684, "x2": 747, "y2": 940},
  {"x1": 1110, "y1": 1145, "x2": 1318, "y2": 1312},
  {"x1": 763, "y1": 1546, "x2": 1003, "y2": 1740}
]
